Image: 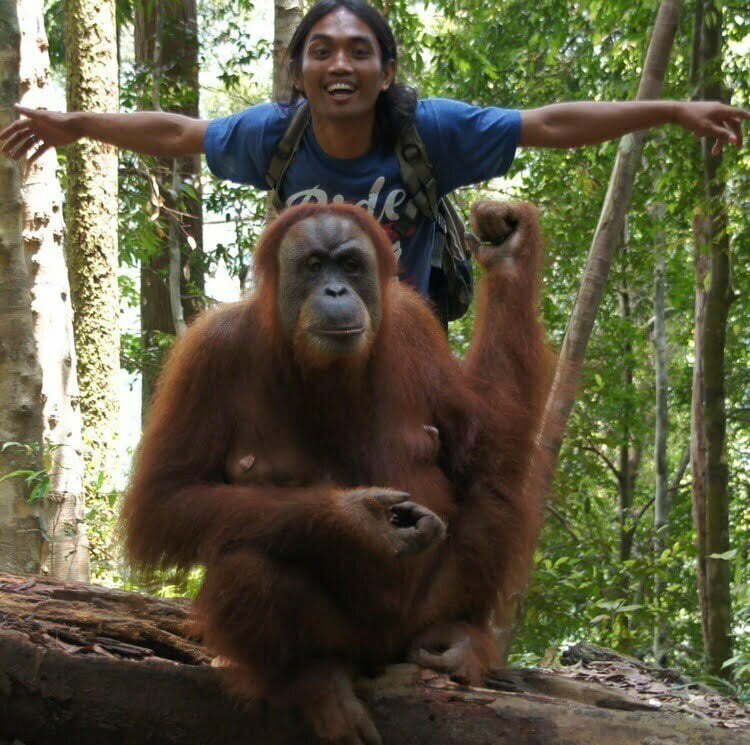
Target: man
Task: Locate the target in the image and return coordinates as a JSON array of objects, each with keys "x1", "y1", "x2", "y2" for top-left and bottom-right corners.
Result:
[{"x1": 1, "y1": 0, "x2": 747, "y2": 293}]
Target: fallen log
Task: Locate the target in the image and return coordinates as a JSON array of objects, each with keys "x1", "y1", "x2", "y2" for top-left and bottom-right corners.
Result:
[{"x1": 1, "y1": 572, "x2": 748, "y2": 745}]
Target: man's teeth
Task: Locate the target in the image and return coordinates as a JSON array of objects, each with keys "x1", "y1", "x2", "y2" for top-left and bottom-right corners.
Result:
[{"x1": 327, "y1": 84, "x2": 355, "y2": 94}]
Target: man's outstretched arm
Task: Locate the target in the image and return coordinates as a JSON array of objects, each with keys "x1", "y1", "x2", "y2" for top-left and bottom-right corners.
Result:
[
  {"x1": 520, "y1": 100, "x2": 749, "y2": 154},
  {"x1": 0, "y1": 105, "x2": 209, "y2": 164}
]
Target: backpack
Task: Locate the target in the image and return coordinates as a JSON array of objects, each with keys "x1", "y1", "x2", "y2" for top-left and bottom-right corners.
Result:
[{"x1": 265, "y1": 102, "x2": 473, "y2": 325}]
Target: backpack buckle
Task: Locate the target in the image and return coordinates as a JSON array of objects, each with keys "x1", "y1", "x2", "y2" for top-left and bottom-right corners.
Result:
[{"x1": 402, "y1": 143, "x2": 421, "y2": 162}]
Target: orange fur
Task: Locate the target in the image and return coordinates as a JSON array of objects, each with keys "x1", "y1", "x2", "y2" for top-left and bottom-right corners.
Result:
[{"x1": 121, "y1": 201, "x2": 551, "y2": 738}]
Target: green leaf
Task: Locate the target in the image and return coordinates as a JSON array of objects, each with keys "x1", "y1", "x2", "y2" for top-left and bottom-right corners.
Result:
[
  {"x1": 28, "y1": 477, "x2": 50, "y2": 504},
  {"x1": 708, "y1": 550, "x2": 737, "y2": 561},
  {"x1": 616, "y1": 604, "x2": 643, "y2": 614},
  {"x1": 0, "y1": 469, "x2": 36, "y2": 483}
]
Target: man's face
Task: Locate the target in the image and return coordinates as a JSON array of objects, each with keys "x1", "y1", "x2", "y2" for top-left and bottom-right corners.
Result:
[{"x1": 295, "y1": 8, "x2": 396, "y2": 123}]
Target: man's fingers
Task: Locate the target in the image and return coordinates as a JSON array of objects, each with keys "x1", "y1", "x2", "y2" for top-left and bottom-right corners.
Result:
[
  {"x1": 722, "y1": 120, "x2": 740, "y2": 145},
  {"x1": 5, "y1": 130, "x2": 34, "y2": 156},
  {"x1": 711, "y1": 139, "x2": 724, "y2": 157},
  {"x1": 688, "y1": 104, "x2": 750, "y2": 152},
  {"x1": 13, "y1": 104, "x2": 38, "y2": 117},
  {"x1": 11, "y1": 134, "x2": 37, "y2": 159},
  {"x1": 728, "y1": 118, "x2": 744, "y2": 149},
  {"x1": 706, "y1": 122, "x2": 734, "y2": 144},
  {"x1": 0, "y1": 121, "x2": 28, "y2": 150},
  {"x1": 716, "y1": 104, "x2": 750, "y2": 121},
  {"x1": 27, "y1": 143, "x2": 51, "y2": 167}
]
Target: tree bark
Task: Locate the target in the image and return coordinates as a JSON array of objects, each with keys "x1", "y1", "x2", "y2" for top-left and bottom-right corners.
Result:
[
  {"x1": 135, "y1": 0, "x2": 204, "y2": 421},
  {"x1": 1, "y1": 572, "x2": 747, "y2": 745},
  {"x1": 262, "y1": 0, "x2": 304, "y2": 233},
  {"x1": 688, "y1": 0, "x2": 710, "y2": 670},
  {"x1": 616, "y1": 241, "x2": 642, "y2": 565},
  {"x1": 695, "y1": 0, "x2": 732, "y2": 678},
  {"x1": 538, "y1": 0, "x2": 682, "y2": 496},
  {"x1": 64, "y1": 0, "x2": 120, "y2": 499},
  {"x1": 691, "y1": 211, "x2": 710, "y2": 659},
  {"x1": 0, "y1": 0, "x2": 88, "y2": 580},
  {"x1": 273, "y1": 0, "x2": 304, "y2": 100},
  {"x1": 0, "y1": 0, "x2": 42, "y2": 575},
  {"x1": 651, "y1": 201, "x2": 669, "y2": 665}
]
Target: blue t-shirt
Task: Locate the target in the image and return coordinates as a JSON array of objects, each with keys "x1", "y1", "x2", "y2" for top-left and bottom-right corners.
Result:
[{"x1": 204, "y1": 98, "x2": 521, "y2": 294}]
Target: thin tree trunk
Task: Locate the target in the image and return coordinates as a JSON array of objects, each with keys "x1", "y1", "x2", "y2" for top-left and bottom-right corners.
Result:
[
  {"x1": 691, "y1": 211, "x2": 710, "y2": 659},
  {"x1": 0, "y1": 0, "x2": 88, "y2": 580},
  {"x1": 613, "y1": 246, "x2": 641, "y2": 654},
  {"x1": 538, "y1": 0, "x2": 682, "y2": 495},
  {"x1": 19, "y1": 0, "x2": 88, "y2": 580},
  {"x1": 168, "y1": 161, "x2": 187, "y2": 336},
  {"x1": 0, "y1": 0, "x2": 43, "y2": 574},
  {"x1": 273, "y1": 0, "x2": 304, "y2": 100},
  {"x1": 617, "y1": 271, "x2": 636, "y2": 564},
  {"x1": 651, "y1": 202, "x2": 669, "y2": 666},
  {"x1": 160, "y1": 0, "x2": 203, "y2": 316},
  {"x1": 260, "y1": 0, "x2": 305, "y2": 240},
  {"x1": 615, "y1": 228, "x2": 643, "y2": 567},
  {"x1": 64, "y1": 0, "x2": 120, "y2": 566},
  {"x1": 135, "y1": 0, "x2": 203, "y2": 420},
  {"x1": 688, "y1": 0, "x2": 710, "y2": 669},
  {"x1": 696, "y1": 0, "x2": 733, "y2": 679}
]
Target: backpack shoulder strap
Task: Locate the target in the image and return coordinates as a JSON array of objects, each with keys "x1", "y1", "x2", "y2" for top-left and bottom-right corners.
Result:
[
  {"x1": 395, "y1": 122, "x2": 469, "y2": 263},
  {"x1": 266, "y1": 101, "x2": 311, "y2": 213},
  {"x1": 396, "y1": 122, "x2": 439, "y2": 219}
]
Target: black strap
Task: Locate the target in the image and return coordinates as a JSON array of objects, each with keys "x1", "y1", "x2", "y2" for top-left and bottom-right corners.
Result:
[
  {"x1": 395, "y1": 122, "x2": 439, "y2": 220},
  {"x1": 266, "y1": 103, "x2": 311, "y2": 213}
]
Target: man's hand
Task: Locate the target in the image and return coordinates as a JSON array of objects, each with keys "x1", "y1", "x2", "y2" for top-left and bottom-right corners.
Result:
[
  {"x1": 520, "y1": 100, "x2": 750, "y2": 152},
  {"x1": 674, "y1": 101, "x2": 749, "y2": 155},
  {"x1": 0, "y1": 106, "x2": 208, "y2": 159},
  {"x1": 0, "y1": 106, "x2": 81, "y2": 164}
]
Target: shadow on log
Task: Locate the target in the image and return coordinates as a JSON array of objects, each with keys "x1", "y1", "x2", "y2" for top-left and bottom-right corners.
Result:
[{"x1": 1, "y1": 572, "x2": 748, "y2": 745}]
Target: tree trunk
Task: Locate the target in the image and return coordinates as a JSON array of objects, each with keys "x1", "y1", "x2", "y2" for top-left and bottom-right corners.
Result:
[
  {"x1": 273, "y1": 0, "x2": 304, "y2": 100},
  {"x1": 64, "y1": 0, "x2": 120, "y2": 506},
  {"x1": 1, "y1": 572, "x2": 746, "y2": 745},
  {"x1": 538, "y1": 0, "x2": 681, "y2": 496},
  {"x1": 691, "y1": 210, "x2": 710, "y2": 662},
  {"x1": 261, "y1": 0, "x2": 304, "y2": 234},
  {"x1": 616, "y1": 242, "x2": 641, "y2": 565},
  {"x1": 688, "y1": 0, "x2": 710, "y2": 671},
  {"x1": 135, "y1": 0, "x2": 204, "y2": 421},
  {"x1": 0, "y1": 0, "x2": 88, "y2": 580},
  {"x1": 651, "y1": 202, "x2": 669, "y2": 666},
  {"x1": 0, "y1": 0, "x2": 42, "y2": 575},
  {"x1": 695, "y1": 0, "x2": 732, "y2": 679}
]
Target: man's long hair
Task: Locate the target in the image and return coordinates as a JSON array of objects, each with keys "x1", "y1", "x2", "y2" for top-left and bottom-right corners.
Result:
[{"x1": 283, "y1": 0, "x2": 418, "y2": 150}]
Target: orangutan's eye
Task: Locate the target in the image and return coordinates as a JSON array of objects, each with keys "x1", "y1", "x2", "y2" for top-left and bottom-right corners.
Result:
[
  {"x1": 342, "y1": 256, "x2": 362, "y2": 273},
  {"x1": 307, "y1": 256, "x2": 323, "y2": 272}
]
